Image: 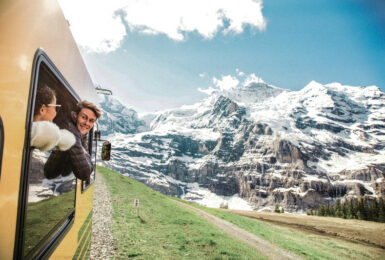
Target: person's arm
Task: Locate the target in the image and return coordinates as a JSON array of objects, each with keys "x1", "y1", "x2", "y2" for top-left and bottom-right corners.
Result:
[
  {"x1": 44, "y1": 150, "x2": 72, "y2": 179},
  {"x1": 31, "y1": 121, "x2": 61, "y2": 151},
  {"x1": 67, "y1": 127, "x2": 93, "y2": 181},
  {"x1": 42, "y1": 124, "x2": 76, "y2": 179}
]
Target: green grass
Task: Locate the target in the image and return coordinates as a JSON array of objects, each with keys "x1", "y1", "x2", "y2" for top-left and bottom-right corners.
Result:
[
  {"x1": 97, "y1": 166, "x2": 267, "y2": 260},
  {"x1": 176, "y1": 199, "x2": 385, "y2": 260},
  {"x1": 98, "y1": 166, "x2": 385, "y2": 260}
]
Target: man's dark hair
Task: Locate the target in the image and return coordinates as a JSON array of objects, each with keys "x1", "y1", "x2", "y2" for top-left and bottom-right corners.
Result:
[
  {"x1": 34, "y1": 85, "x2": 56, "y2": 116},
  {"x1": 75, "y1": 100, "x2": 102, "y2": 119}
]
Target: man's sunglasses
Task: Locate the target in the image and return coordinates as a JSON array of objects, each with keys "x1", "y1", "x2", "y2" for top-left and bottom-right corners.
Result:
[{"x1": 47, "y1": 104, "x2": 62, "y2": 112}]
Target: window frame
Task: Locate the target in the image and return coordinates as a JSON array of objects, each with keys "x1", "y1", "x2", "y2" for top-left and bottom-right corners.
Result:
[
  {"x1": 81, "y1": 126, "x2": 96, "y2": 192},
  {"x1": 14, "y1": 48, "x2": 81, "y2": 259},
  {"x1": 0, "y1": 116, "x2": 3, "y2": 178}
]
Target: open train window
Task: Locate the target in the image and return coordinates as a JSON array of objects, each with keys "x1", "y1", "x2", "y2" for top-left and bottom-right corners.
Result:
[
  {"x1": 19, "y1": 50, "x2": 80, "y2": 259},
  {"x1": 82, "y1": 126, "x2": 96, "y2": 191}
]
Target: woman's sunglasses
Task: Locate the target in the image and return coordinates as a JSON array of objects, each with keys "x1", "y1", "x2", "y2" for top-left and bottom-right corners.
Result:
[{"x1": 47, "y1": 104, "x2": 62, "y2": 112}]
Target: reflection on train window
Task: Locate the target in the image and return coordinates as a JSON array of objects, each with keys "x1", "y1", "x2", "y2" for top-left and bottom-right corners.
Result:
[{"x1": 24, "y1": 62, "x2": 77, "y2": 258}]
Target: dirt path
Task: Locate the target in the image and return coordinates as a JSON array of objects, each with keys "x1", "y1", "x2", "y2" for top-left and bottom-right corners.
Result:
[
  {"x1": 90, "y1": 171, "x2": 115, "y2": 259},
  {"x1": 226, "y1": 209, "x2": 385, "y2": 249},
  {"x1": 173, "y1": 201, "x2": 300, "y2": 260}
]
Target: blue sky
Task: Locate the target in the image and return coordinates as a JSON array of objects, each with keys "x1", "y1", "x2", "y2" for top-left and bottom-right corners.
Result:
[{"x1": 59, "y1": 0, "x2": 385, "y2": 112}]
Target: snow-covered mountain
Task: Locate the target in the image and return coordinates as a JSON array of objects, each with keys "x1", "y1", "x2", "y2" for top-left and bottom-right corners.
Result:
[
  {"x1": 98, "y1": 95, "x2": 148, "y2": 135},
  {"x1": 100, "y1": 79, "x2": 385, "y2": 212}
]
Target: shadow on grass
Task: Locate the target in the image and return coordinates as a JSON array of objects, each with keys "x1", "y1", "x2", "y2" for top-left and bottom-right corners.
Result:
[
  {"x1": 127, "y1": 251, "x2": 142, "y2": 258},
  {"x1": 138, "y1": 216, "x2": 146, "y2": 224}
]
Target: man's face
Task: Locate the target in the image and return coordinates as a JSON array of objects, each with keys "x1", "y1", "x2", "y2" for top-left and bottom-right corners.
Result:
[{"x1": 76, "y1": 108, "x2": 97, "y2": 135}]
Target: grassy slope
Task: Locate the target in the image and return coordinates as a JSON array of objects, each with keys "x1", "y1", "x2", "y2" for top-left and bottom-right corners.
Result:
[
  {"x1": 174, "y1": 200, "x2": 385, "y2": 260},
  {"x1": 97, "y1": 166, "x2": 267, "y2": 260},
  {"x1": 98, "y1": 166, "x2": 385, "y2": 260}
]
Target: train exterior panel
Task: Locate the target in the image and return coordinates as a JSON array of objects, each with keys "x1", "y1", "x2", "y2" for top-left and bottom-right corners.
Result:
[{"x1": 0, "y1": 0, "x2": 98, "y2": 259}]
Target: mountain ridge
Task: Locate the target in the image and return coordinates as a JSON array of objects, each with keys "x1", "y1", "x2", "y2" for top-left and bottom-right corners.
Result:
[{"x1": 99, "y1": 79, "x2": 385, "y2": 212}]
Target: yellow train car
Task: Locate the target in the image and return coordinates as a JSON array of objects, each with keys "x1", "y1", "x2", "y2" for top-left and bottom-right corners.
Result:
[{"x1": 0, "y1": 0, "x2": 103, "y2": 259}]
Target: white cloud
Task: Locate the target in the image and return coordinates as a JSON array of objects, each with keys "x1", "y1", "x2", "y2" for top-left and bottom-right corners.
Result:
[
  {"x1": 58, "y1": 0, "x2": 126, "y2": 53},
  {"x1": 198, "y1": 86, "x2": 217, "y2": 95},
  {"x1": 198, "y1": 70, "x2": 266, "y2": 95},
  {"x1": 236, "y1": 68, "x2": 245, "y2": 77},
  {"x1": 122, "y1": 0, "x2": 266, "y2": 41},
  {"x1": 213, "y1": 75, "x2": 240, "y2": 91},
  {"x1": 244, "y1": 73, "x2": 265, "y2": 85},
  {"x1": 58, "y1": 0, "x2": 266, "y2": 53}
]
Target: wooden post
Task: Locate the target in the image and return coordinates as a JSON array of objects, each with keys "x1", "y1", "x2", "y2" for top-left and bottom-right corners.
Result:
[{"x1": 134, "y1": 199, "x2": 140, "y2": 217}]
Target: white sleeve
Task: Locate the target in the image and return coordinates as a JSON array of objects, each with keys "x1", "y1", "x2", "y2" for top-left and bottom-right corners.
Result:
[
  {"x1": 30, "y1": 121, "x2": 61, "y2": 151},
  {"x1": 57, "y1": 129, "x2": 76, "y2": 151}
]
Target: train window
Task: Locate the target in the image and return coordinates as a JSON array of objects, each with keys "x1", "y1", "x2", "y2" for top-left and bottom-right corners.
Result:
[
  {"x1": 23, "y1": 59, "x2": 78, "y2": 258},
  {"x1": 0, "y1": 116, "x2": 3, "y2": 178}
]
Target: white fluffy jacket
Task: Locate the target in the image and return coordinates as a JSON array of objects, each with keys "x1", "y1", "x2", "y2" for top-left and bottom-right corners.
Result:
[{"x1": 30, "y1": 121, "x2": 76, "y2": 152}]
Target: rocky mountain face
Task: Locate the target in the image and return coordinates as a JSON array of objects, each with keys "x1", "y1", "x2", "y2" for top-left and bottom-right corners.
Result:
[
  {"x1": 98, "y1": 95, "x2": 147, "y2": 134},
  {"x1": 100, "y1": 81, "x2": 385, "y2": 212}
]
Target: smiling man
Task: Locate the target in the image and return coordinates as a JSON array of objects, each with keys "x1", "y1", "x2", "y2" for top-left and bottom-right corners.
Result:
[{"x1": 44, "y1": 100, "x2": 102, "y2": 181}]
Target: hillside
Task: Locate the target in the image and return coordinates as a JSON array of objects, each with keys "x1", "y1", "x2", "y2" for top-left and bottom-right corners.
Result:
[
  {"x1": 96, "y1": 166, "x2": 267, "y2": 259},
  {"x1": 95, "y1": 166, "x2": 385, "y2": 259}
]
